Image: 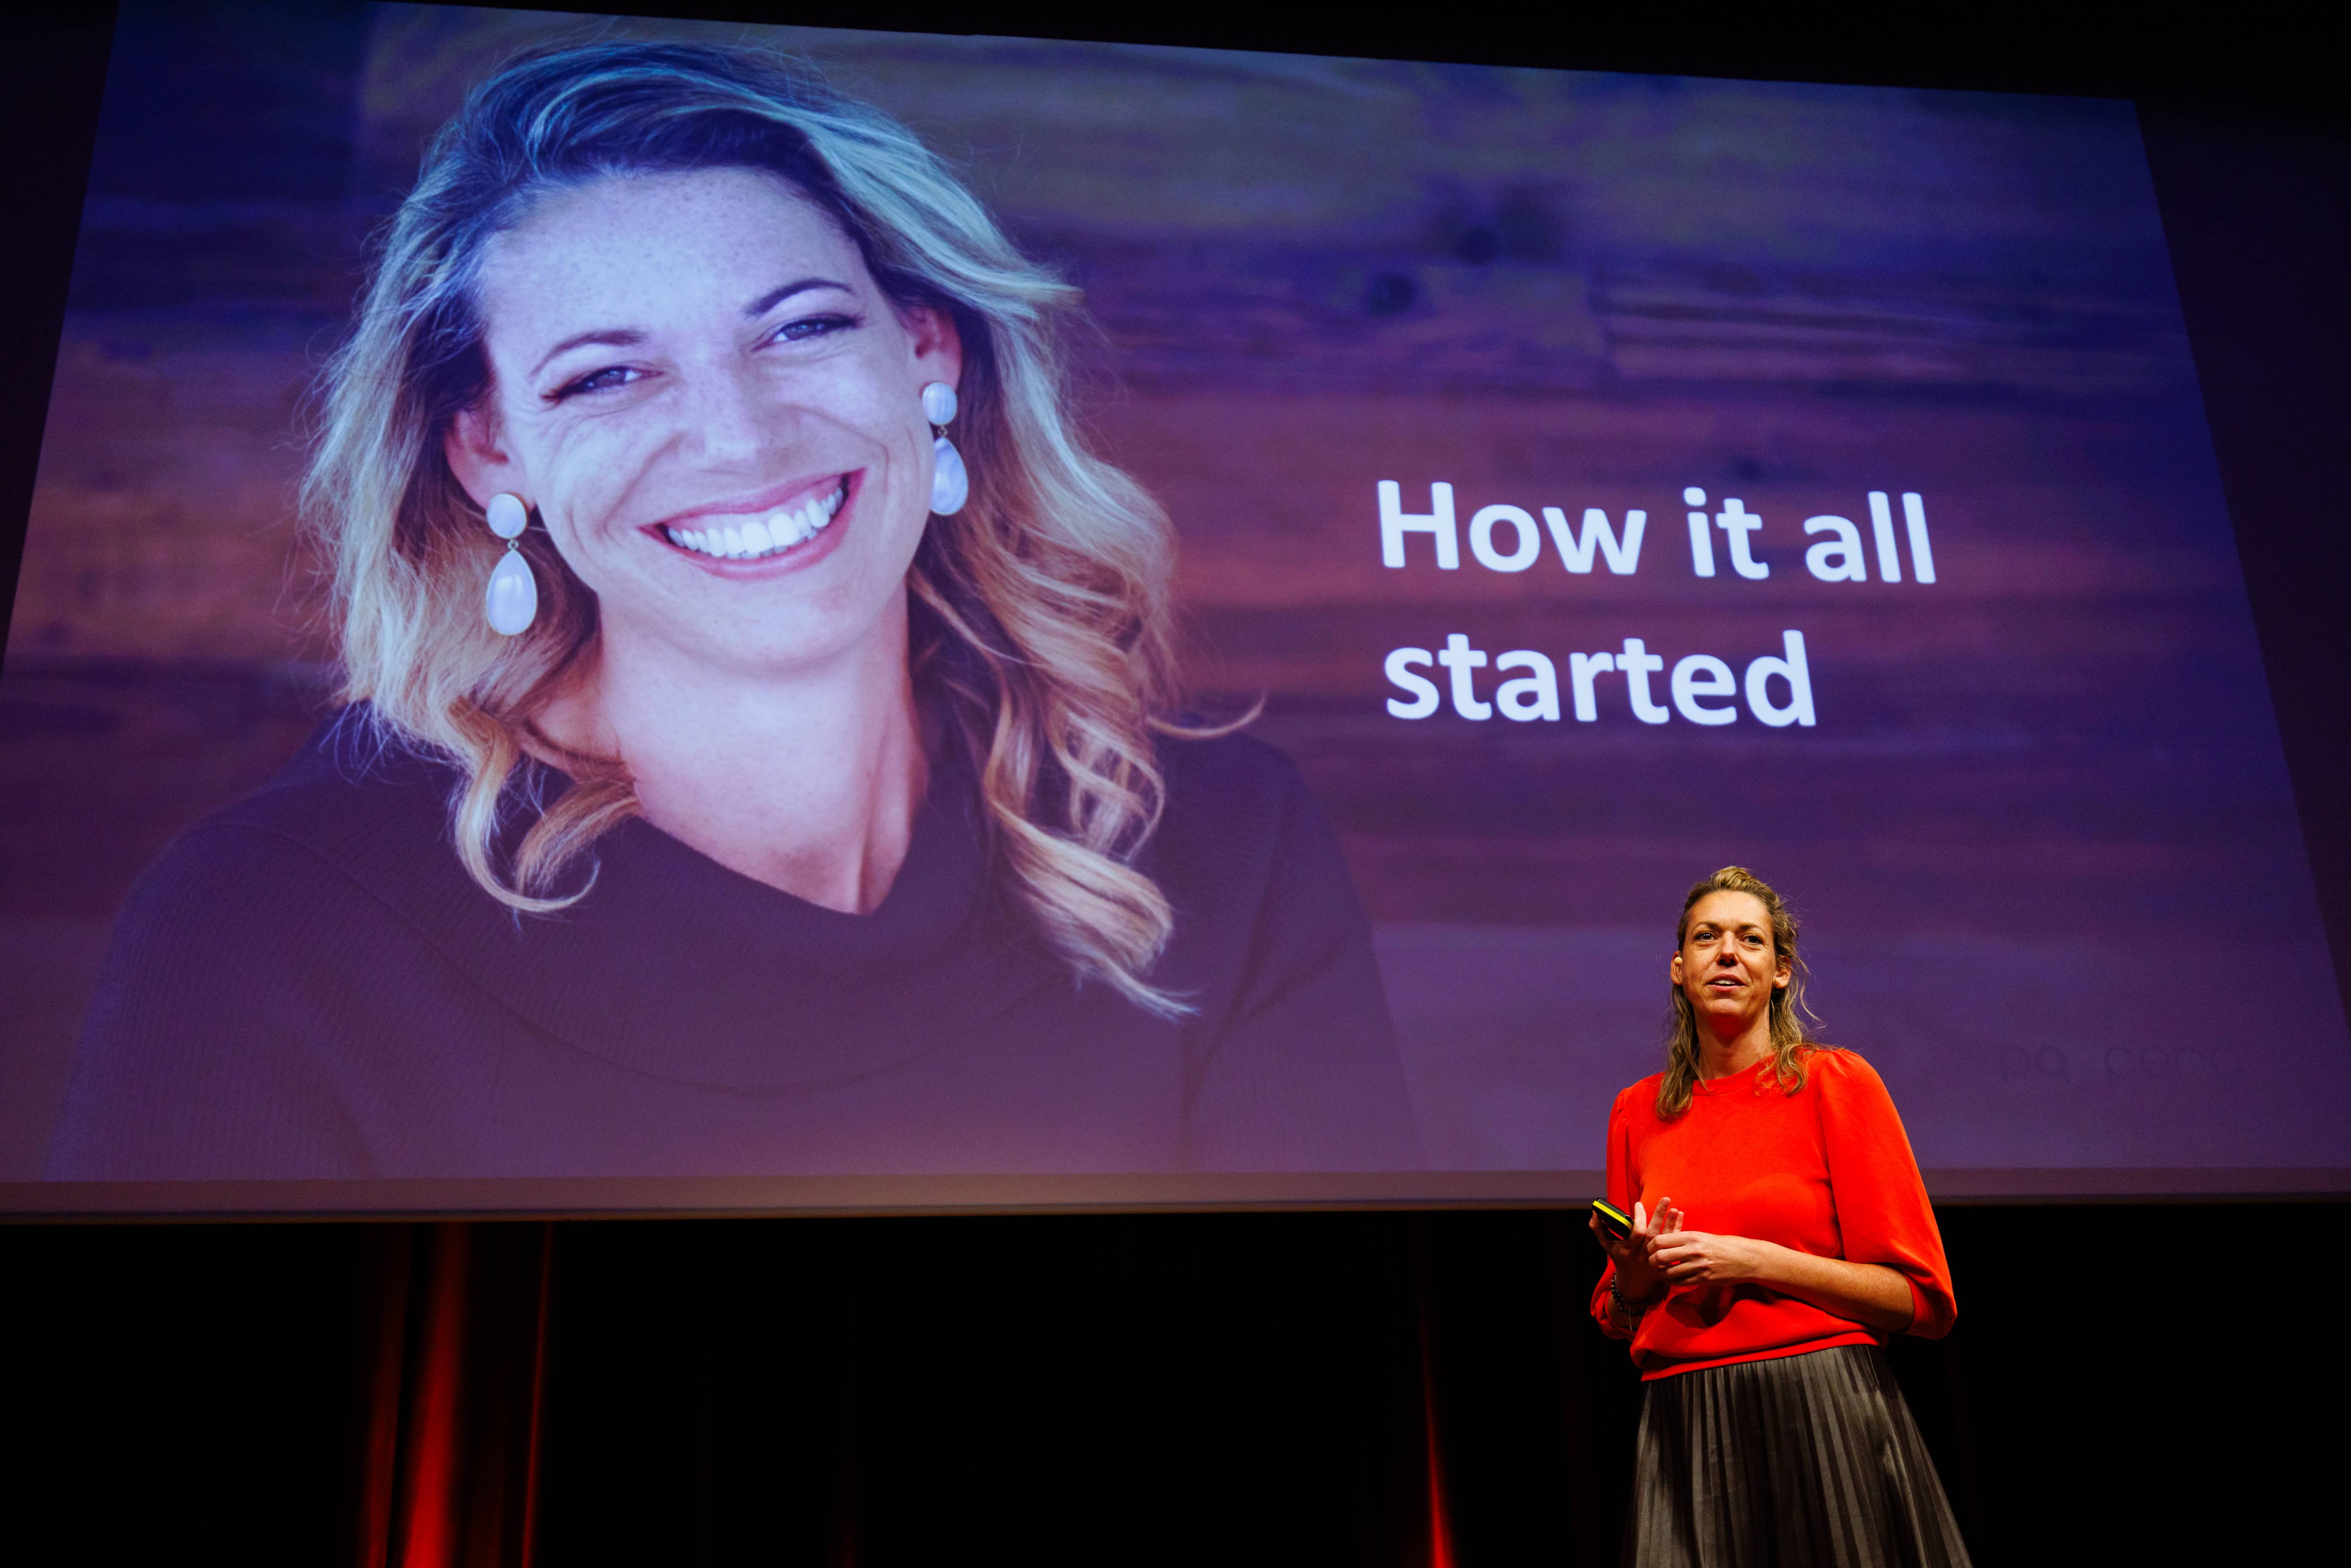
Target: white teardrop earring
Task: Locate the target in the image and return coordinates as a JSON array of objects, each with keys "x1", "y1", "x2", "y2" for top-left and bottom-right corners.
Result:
[
  {"x1": 483, "y1": 492, "x2": 538, "y2": 637},
  {"x1": 922, "y1": 381, "x2": 968, "y2": 516}
]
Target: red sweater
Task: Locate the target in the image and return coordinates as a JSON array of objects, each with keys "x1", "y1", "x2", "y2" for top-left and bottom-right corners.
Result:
[{"x1": 1591, "y1": 1049, "x2": 1956, "y2": 1380}]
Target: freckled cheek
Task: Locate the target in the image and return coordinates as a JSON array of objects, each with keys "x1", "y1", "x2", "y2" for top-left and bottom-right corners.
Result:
[{"x1": 534, "y1": 421, "x2": 666, "y2": 552}]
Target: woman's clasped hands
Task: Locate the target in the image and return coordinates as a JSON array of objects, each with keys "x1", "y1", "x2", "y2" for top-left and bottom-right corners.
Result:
[
  {"x1": 1643, "y1": 1200, "x2": 1780, "y2": 1285},
  {"x1": 1590, "y1": 1197, "x2": 1778, "y2": 1305}
]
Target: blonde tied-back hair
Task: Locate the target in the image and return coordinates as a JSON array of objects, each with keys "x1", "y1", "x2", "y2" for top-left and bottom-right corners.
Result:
[
  {"x1": 304, "y1": 40, "x2": 1196, "y2": 1013},
  {"x1": 1657, "y1": 866, "x2": 1831, "y2": 1117}
]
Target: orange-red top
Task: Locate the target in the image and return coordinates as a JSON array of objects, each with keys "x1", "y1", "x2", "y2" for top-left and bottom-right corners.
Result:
[{"x1": 1591, "y1": 1049, "x2": 1956, "y2": 1380}]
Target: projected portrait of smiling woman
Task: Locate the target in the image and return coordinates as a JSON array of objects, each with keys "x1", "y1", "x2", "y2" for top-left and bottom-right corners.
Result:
[{"x1": 44, "y1": 41, "x2": 1423, "y2": 1181}]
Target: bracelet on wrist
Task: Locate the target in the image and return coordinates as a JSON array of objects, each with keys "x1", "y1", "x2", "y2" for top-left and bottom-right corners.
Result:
[{"x1": 1611, "y1": 1273, "x2": 1663, "y2": 1315}]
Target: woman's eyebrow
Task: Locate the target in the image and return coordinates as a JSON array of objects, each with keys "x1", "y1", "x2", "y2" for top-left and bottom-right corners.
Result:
[
  {"x1": 745, "y1": 276, "x2": 852, "y2": 317},
  {"x1": 532, "y1": 328, "x2": 645, "y2": 380}
]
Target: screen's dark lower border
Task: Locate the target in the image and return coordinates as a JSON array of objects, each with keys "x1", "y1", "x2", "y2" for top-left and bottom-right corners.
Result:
[{"x1": 3, "y1": 1168, "x2": 2345, "y2": 1221}]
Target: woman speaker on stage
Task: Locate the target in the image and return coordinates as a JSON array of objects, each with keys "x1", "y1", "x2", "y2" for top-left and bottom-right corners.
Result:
[{"x1": 1590, "y1": 866, "x2": 1970, "y2": 1567}]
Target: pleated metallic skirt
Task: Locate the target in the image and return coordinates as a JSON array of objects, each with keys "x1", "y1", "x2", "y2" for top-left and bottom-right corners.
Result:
[{"x1": 1622, "y1": 1344, "x2": 1972, "y2": 1568}]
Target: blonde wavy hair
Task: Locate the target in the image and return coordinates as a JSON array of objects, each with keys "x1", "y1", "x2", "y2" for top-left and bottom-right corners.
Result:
[
  {"x1": 304, "y1": 40, "x2": 1199, "y2": 1013},
  {"x1": 1657, "y1": 866, "x2": 1832, "y2": 1117}
]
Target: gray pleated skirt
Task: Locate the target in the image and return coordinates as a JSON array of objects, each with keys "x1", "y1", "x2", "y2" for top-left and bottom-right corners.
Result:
[{"x1": 1622, "y1": 1344, "x2": 1972, "y2": 1568}]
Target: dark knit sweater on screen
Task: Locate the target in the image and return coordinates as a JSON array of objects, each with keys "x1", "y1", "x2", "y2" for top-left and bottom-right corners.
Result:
[{"x1": 46, "y1": 712, "x2": 1424, "y2": 1181}]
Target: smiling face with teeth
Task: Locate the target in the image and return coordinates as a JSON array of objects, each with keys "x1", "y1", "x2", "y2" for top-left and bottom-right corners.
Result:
[{"x1": 443, "y1": 166, "x2": 960, "y2": 682}]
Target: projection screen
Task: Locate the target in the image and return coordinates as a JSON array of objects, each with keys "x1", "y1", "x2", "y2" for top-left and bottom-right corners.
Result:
[{"x1": 4, "y1": 2, "x2": 2345, "y2": 1213}]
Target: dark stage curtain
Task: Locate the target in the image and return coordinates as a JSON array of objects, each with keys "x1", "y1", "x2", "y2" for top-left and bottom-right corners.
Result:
[
  {"x1": 353, "y1": 1224, "x2": 556, "y2": 1568},
  {"x1": 10, "y1": 1204, "x2": 2351, "y2": 1565}
]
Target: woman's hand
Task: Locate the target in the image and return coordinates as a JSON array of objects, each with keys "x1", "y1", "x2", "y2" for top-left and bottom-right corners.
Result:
[
  {"x1": 1588, "y1": 1198, "x2": 1669, "y2": 1305},
  {"x1": 1645, "y1": 1200, "x2": 1917, "y2": 1332},
  {"x1": 1647, "y1": 1208, "x2": 1779, "y2": 1286}
]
